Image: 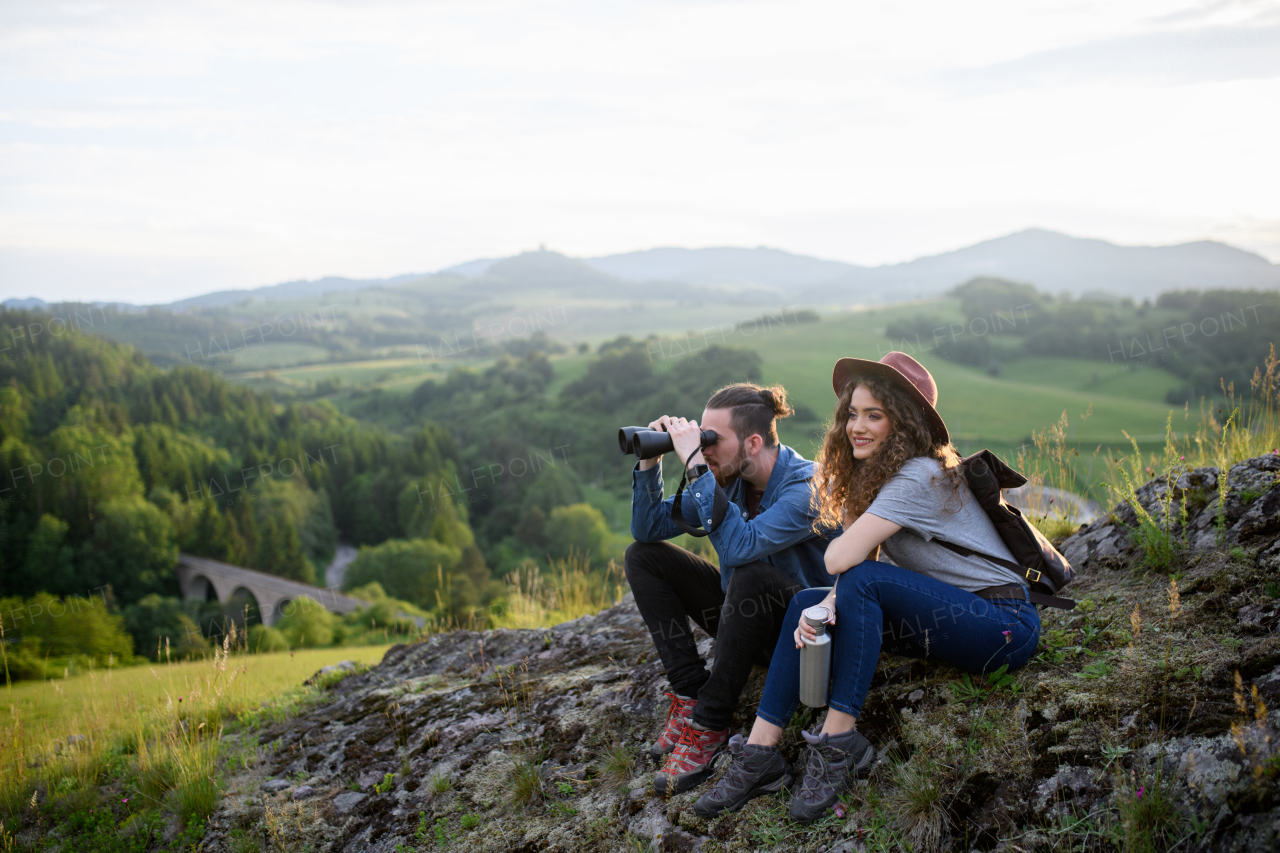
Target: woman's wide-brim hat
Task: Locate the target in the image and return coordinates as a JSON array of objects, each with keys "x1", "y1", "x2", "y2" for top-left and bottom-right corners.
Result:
[{"x1": 831, "y1": 351, "x2": 949, "y2": 446}]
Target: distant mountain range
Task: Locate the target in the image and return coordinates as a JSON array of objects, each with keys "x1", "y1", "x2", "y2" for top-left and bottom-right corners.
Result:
[{"x1": 6, "y1": 228, "x2": 1279, "y2": 311}]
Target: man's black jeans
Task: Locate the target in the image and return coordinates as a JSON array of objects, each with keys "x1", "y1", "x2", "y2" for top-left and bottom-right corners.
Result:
[{"x1": 624, "y1": 540, "x2": 804, "y2": 731}]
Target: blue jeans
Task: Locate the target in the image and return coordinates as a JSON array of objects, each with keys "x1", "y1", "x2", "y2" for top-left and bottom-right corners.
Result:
[{"x1": 756, "y1": 560, "x2": 1041, "y2": 726}]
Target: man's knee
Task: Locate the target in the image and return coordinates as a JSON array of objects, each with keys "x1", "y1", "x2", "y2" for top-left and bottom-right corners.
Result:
[
  {"x1": 725, "y1": 563, "x2": 794, "y2": 617},
  {"x1": 624, "y1": 540, "x2": 666, "y2": 581},
  {"x1": 787, "y1": 588, "x2": 829, "y2": 621}
]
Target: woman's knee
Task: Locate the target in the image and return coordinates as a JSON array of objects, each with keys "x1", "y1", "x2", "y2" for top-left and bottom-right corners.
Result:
[{"x1": 834, "y1": 560, "x2": 890, "y2": 604}]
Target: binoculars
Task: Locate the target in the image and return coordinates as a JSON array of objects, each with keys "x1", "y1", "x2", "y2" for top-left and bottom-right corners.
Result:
[{"x1": 618, "y1": 425, "x2": 718, "y2": 461}]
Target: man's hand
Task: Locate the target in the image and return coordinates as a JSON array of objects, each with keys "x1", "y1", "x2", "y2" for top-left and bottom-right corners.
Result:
[
  {"x1": 635, "y1": 416, "x2": 705, "y2": 472},
  {"x1": 664, "y1": 416, "x2": 705, "y2": 471}
]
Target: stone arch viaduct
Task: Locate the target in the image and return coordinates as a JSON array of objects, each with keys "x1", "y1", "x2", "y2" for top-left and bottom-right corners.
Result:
[{"x1": 175, "y1": 553, "x2": 371, "y2": 627}]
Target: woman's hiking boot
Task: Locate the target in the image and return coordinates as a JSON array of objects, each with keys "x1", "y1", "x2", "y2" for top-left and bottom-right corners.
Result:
[
  {"x1": 651, "y1": 692, "x2": 697, "y2": 757},
  {"x1": 789, "y1": 728, "x2": 876, "y2": 823},
  {"x1": 653, "y1": 720, "x2": 733, "y2": 795},
  {"x1": 692, "y1": 734, "x2": 793, "y2": 817}
]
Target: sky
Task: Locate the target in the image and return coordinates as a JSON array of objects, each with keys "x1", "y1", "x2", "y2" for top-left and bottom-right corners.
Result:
[{"x1": 2, "y1": 0, "x2": 1279, "y2": 304}]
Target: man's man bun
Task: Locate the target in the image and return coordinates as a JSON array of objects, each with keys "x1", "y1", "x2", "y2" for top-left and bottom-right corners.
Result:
[
  {"x1": 706, "y1": 382, "x2": 792, "y2": 448},
  {"x1": 759, "y1": 386, "x2": 793, "y2": 419}
]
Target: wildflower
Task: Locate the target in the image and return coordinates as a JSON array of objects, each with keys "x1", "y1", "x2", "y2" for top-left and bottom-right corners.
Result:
[
  {"x1": 834, "y1": 802, "x2": 846, "y2": 819},
  {"x1": 1136, "y1": 786, "x2": 1145, "y2": 799},
  {"x1": 178, "y1": 696, "x2": 183, "y2": 703},
  {"x1": 122, "y1": 797, "x2": 129, "y2": 805},
  {"x1": 1180, "y1": 456, "x2": 1185, "y2": 461},
  {"x1": 1003, "y1": 630, "x2": 1012, "y2": 643}
]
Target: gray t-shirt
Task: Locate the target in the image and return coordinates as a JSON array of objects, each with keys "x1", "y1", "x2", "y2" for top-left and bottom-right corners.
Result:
[{"x1": 866, "y1": 457, "x2": 1026, "y2": 593}]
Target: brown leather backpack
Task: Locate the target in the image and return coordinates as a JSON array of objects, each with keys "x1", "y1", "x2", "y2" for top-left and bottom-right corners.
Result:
[{"x1": 936, "y1": 449, "x2": 1077, "y2": 610}]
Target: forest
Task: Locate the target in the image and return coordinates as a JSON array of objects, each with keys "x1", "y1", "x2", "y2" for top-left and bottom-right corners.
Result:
[{"x1": 0, "y1": 308, "x2": 750, "y2": 678}]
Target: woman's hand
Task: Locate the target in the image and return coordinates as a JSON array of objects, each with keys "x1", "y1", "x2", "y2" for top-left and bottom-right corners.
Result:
[{"x1": 794, "y1": 591, "x2": 837, "y2": 648}]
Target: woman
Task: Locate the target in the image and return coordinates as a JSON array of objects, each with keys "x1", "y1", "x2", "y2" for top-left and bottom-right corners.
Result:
[{"x1": 692, "y1": 352, "x2": 1041, "y2": 822}]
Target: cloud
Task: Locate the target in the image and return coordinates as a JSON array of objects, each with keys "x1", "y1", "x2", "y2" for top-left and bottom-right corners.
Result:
[{"x1": 939, "y1": 23, "x2": 1280, "y2": 94}]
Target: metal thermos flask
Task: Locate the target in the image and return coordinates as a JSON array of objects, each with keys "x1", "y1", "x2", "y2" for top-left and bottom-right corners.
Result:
[{"x1": 798, "y1": 605, "x2": 832, "y2": 708}]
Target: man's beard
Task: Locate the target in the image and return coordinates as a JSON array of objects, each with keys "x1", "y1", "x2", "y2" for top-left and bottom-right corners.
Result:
[{"x1": 711, "y1": 443, "x2": 750, "y2": 487}]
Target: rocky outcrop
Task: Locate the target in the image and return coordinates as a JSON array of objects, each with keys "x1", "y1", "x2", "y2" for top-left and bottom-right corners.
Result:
[
  {"x1": 1061, "y1": 452, "x2": 1280, "y2": 569},
  {"x1": 201, "y1": 455, "x2": 1280, "y2": 853}
]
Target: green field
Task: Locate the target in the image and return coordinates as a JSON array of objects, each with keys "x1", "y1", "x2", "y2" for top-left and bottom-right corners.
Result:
[
  {"x1": 216, "y1": 295, "x2": 1191, "y2": 499},
  {"x1": 3, "y1": 646, "x2": 393, "y2": 741},
  {"x1": 682, "y1": 304, "x2": 1186, "y2": 458},
  {"x1": 209, "y1": 342, "x2": 332, "y2": 370}
]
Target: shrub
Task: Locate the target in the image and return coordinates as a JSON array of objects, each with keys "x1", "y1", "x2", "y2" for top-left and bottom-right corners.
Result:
[
  {"x1": 247, "y1": 625, "x2": 289, "y2": 653},
  {"x1": 0, "y1": 593, "x2": 135, "y2": 680},
  {"x1": 275, "y1": 597, "x2": 340, "y2": 648}
]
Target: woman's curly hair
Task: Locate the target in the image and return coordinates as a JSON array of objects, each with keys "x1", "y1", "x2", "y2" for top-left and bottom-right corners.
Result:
[{"x1": 813, "y1": 373, "x2": 966, "y2": 532}]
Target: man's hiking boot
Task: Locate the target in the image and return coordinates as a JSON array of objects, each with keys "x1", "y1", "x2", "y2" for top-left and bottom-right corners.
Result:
[
  {"x1": 653, "y1": 720, "x2": 733, "y2": 795},
  {"x1": 692, "y1": 734, "x2": 792, "y2": 817},
  {"x1": 651, "y1": 692, "x2": 697, "y2": 757},
  {"x1": 789, "y1": 728, "x2": 876, "y2": 824}
]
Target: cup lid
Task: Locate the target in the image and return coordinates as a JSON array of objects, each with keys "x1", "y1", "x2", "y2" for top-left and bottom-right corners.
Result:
[{"x1": 802, "y1": 605, "x2": 830, "y2": 627}]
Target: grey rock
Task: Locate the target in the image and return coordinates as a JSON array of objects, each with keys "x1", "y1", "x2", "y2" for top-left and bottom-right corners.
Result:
[
  {"x1": 1138, "y1": 720, "x2": 1280, "y2": 806},
  {"x1": 1228, "y1": 482, "x2": 1280, "y2": 542},
  {"x1": 1238, "y1": 602, "x2": 1279, "y2": 632},
  {"x1": 291, "y1": 785, "x2": 317, "y2": 801},
  {"x1": 1061, "y1": 454, "x2": 1280, "y2": 571},
  {"x1": 1034, "y1": 765, "x2": 1108, "y2": 817},
  {"x1": 331, "y1": 791, "x2": 366, "y2": 815},
  {"x1": 908, "y1": 689, "x2": 924, "y2": 703},
  {"x1": 304, "y1": 660, "x2": 360, "y2": 686},
  {"x1": 260, "y1": 779, "x2": 291, "y2": 793},
  {"x1": 1255, "y1": 664, "x2": 1280, "y2": 707}
]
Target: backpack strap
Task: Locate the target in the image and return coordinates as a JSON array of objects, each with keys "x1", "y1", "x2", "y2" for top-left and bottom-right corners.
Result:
[
  {"x1": 668, "y1": 448, "x2": 730, "y2": 538},
  {"x1": 936, "y1": 540, "x2": 1076, "y2": 610},
  {"x1": 974, "y1": 583, "x2": 1077, "y2": 611}
]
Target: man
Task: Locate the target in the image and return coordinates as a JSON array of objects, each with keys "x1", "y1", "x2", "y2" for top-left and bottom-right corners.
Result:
[{"x1": 628, "y1": 382, "x2": 835, "y2": 795}]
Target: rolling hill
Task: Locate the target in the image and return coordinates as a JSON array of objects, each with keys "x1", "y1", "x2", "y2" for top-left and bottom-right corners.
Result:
[{"x1": 10, "y1": 228, "x2": 1275, "y2": 313}]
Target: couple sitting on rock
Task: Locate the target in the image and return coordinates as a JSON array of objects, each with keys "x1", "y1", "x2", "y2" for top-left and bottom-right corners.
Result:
[{"x1": 627, "y1": 351, "x2": 1042, "y2": 821}]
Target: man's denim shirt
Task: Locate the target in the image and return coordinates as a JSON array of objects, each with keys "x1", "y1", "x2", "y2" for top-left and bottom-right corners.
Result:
[{"x1": 630, "y1": 444, "x2": 838, "y2": 592}]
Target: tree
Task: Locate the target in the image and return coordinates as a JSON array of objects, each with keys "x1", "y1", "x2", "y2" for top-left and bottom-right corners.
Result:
[
  {"x1": 18, "y1": 513, "x2": 77, "y2": 597},
  {"x1": 122, "y1": 594, "x2": 211, "y2": 660},
  {"x1": 341, "y1": 538, "x2": 462, "y2": 609},
  {"x1": 543, "y1": 503, "x2": 613, "y2": 566},
  {"x1": 79, "y1": 496, "x2": 179, "y2": 603},
  {"x1": 256, "y1": 517, "x2": 315, "y2": 585},
  {"x1": 189, "y1": 498, "x2": 240, "y2": 563}
]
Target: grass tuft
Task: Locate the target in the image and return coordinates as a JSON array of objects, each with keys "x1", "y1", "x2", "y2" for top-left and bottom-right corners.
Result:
[
  {"x1": 885, "y1": 755, "x2": 950, "y2": 852},
  {"x1": 429, "y1": 771, "x2": 452, "y2": 794},
  {"x1": 510, "y1": 754, "x2": 543, "y2": 806},
  {"x1": 1116, "y1": 774, "x2": 1182, "y2": 853},
  {"x1": 600, "y1": 744, "x2": 636, "y2": 785}
]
